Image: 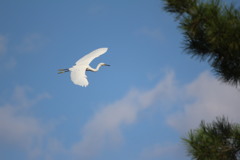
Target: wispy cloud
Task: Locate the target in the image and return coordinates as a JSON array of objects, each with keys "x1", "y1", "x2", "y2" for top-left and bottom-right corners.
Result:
[
  {"x1": 0, "y1": 86, "x2": 50, "y2": 159},
  {"x1": 71, "y1": 71, "x2": 176, "y2": 159},
  {"x1": 73, "y1": 70, "x2": 239, "y2": 160},
  {"x1": 2, "y1": 71, "x2": 238, "y2": 160},
  {"x1": 167, "y1": 71, "x2": 240, "y2": 133},
  {"x1": 0, "y1": 33, "x2": 47, "y2": 71},
  {"x1": 140, "y1": 143, "x2": 186, "y2": 160},
  {"x1": 138, "y1": 71, "x2": 240, "y2": 160}
]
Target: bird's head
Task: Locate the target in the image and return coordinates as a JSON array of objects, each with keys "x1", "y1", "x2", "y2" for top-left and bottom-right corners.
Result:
[{"x1": 100, "y1": 63, "x2": 110, "y2": 66}]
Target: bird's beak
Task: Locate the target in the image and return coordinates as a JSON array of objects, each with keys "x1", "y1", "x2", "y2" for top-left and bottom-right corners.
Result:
[{"x1": 104, "y1": 64, "x2": 110, "y2": 66}]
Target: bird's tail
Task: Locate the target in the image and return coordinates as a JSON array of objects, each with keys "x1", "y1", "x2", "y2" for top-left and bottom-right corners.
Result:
[{"x1": 58, "y1": 69, "x2": 69, "y2": 74}]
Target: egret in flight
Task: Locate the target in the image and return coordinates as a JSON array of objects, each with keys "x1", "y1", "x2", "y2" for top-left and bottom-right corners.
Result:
[{"x1": 58, "y1": 48, "x2": 110, "y2": 87}]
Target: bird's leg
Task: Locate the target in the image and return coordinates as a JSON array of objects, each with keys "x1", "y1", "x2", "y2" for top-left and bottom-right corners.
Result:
[{"x1": 58, "y1": 69, "x2": 69, "y2": 74}]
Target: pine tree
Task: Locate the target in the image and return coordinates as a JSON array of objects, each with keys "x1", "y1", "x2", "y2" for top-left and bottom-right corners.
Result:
[
  {"x1": 162, "y1": 0, "x2": 240, "y2": 86},
  {"x1": 182, "y1": 116, "x2": 240, "y2": 160}
]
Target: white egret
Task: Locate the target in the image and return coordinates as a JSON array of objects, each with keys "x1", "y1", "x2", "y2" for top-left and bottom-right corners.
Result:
[{"x1": 58, "y1": 48, "x2": 110, "y2": 87}]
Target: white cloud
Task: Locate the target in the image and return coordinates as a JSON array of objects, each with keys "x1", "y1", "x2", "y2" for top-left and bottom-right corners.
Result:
[
  {"x1": 11, "y1": 86, "x2": 50, "y2": 108},
  {"x1": 3, "y1": 71, "x2": 238, "y2": 160},
  {"x1": 70, "y1": 70, "x2": 240, "y2": 159},
  {"x1": 0, "y1": 104, "x2": 44, "y2": 147},
  {"x1": 167, "y1": 71, "x2": 240, "y2": 133},
  {"x1": 2, "y1": 69, "x2": 238, "y2": 160},
  {"x1": 138, "y1": 71, "x2": 240, "y2": 160},
  {"x1": 140, "y1": 143, "x2": 187, "y2": 160},
  {"x1": 0, "y1": 86, "x2": 50, "y2": 159},
  {"x1": 71, "y1": 71, "x2": 177, "y2": 159},
  {"x1": 0, "y1": 33, "x2": 47, "y2": 71}
]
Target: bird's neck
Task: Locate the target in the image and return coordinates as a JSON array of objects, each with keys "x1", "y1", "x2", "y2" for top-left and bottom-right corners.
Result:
[{"x1": 88, "y1": 63, "x2": 102, "y2": 72}]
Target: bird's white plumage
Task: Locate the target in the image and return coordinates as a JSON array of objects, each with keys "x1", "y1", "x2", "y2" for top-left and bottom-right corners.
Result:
[
  {"x1": 69, "y1": 48, "x2": 108, "y2": 87},
  {"x1": 75, "y1": 48, "x2": 108, "y2": 65},
  {"x1": 70, "y1": 66, "x2": 89, "y2": 87}
]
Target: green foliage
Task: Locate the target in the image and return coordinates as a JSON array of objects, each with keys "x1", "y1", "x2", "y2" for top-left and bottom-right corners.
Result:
[
  {"x1": 182, "y1": 116, "x2": 240, "y2": 160},
  {"x1": 162, "y1": 0, "x2": 197, "y2": 18},
  {"x1": 163, "y1": 0, "x2": 240, "y2": 86}
]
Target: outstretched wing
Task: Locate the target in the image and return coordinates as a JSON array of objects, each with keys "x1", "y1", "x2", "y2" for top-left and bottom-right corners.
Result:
[
  {"x1": 75, "y1": 48, "x2": 108, "y2": 66},
  {"x1": 70, "y1": 66, "x2": 89, "y2": 87}
]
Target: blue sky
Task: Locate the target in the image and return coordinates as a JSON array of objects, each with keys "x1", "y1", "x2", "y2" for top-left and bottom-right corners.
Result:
[{"x1": 1, "y1": 0, "x2": 240, "y2": 160}]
